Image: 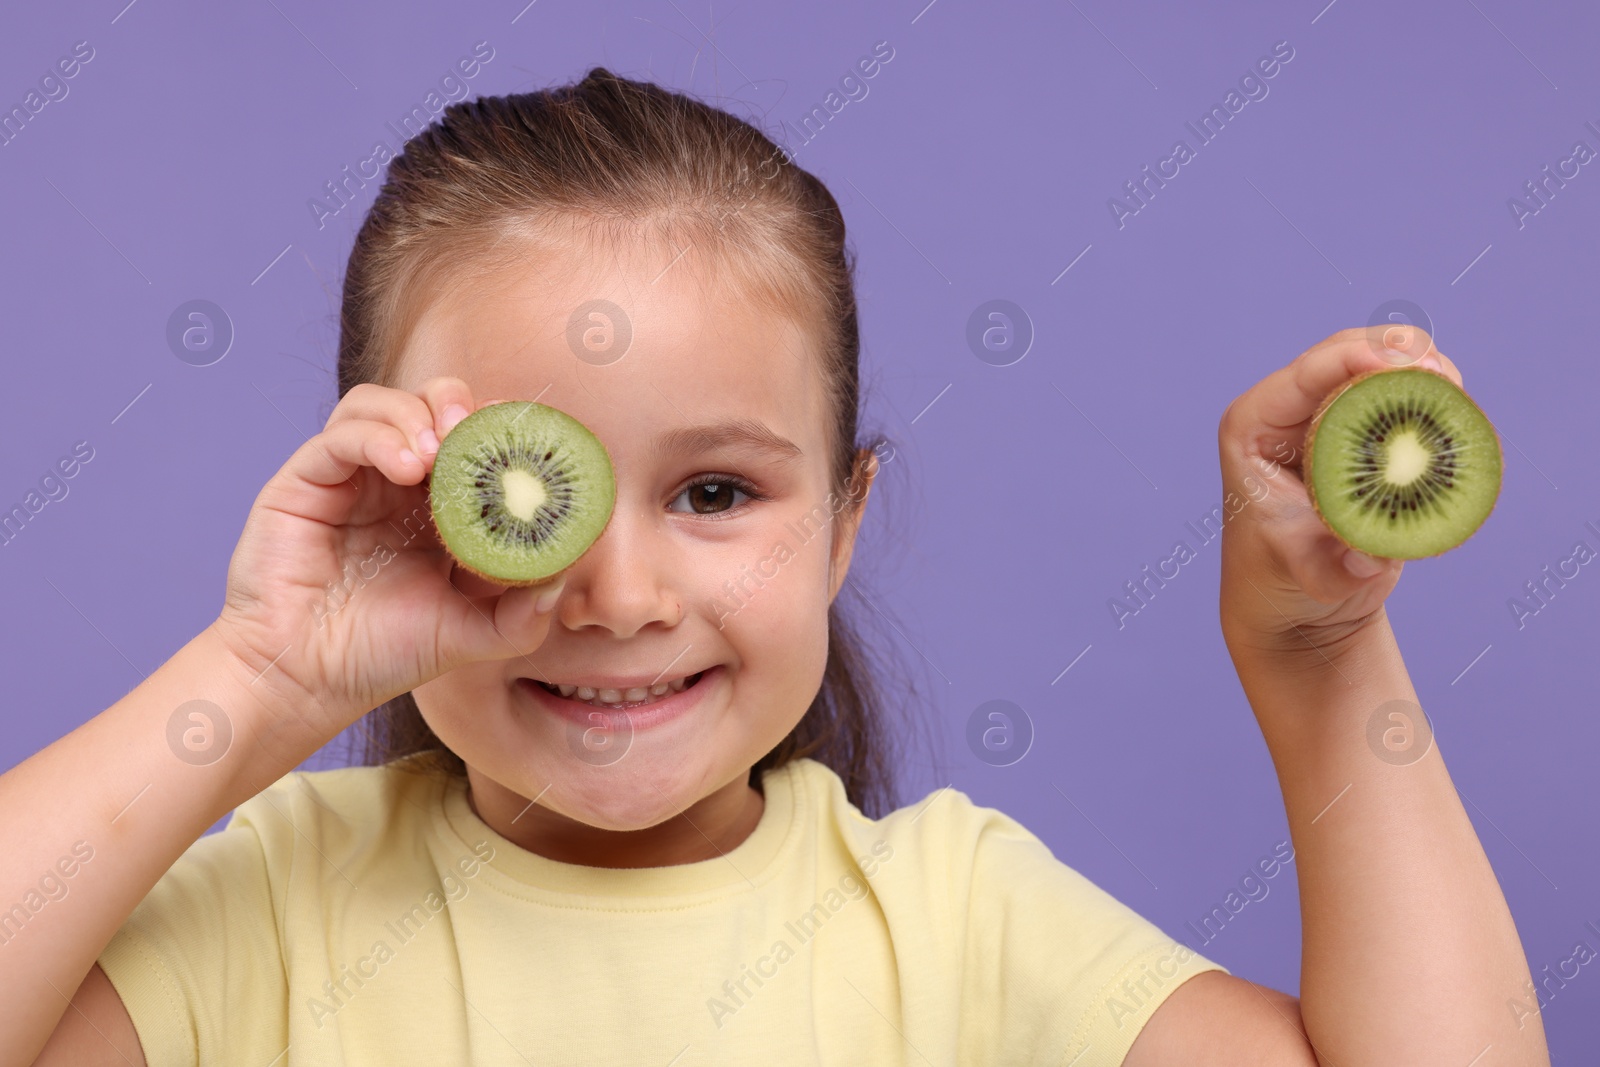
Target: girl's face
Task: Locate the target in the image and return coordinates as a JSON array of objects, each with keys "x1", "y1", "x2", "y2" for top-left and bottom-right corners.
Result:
[{"x1": 397, "y1": 232, "x2": 871, "y2": 857}]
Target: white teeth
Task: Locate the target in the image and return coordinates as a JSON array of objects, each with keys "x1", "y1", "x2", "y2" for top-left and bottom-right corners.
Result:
[{"x1": 540, "y1": 671, "x2": 706, "y2": 703}]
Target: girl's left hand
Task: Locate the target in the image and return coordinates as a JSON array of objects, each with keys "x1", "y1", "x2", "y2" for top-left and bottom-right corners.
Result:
[{"x1": 1215, "y1": 324, "x2": 1465, "y2": 659}]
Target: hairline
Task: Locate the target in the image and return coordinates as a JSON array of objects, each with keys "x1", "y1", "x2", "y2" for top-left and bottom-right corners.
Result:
[{"x1": 375, "y1": 212, "x2": 836, "y2": 394}]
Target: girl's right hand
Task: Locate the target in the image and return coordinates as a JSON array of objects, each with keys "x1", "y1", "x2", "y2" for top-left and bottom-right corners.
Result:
[{"x1": 210, "y1": 377, "x2": 566, "y2": 753}]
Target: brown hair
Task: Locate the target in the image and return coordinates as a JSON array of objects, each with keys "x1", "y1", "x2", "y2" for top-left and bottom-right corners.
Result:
[{"x1": 335, "y1": 67, "x2": 918, "y2": 818}]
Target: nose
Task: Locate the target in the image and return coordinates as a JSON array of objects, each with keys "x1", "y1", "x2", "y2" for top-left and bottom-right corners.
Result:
[{"x1": 553, "y1": 501, "x2": 682, "y2": 639}]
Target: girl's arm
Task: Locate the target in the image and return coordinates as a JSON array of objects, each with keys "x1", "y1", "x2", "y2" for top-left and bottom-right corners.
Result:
[
  {"x1": 6, "y1": 377, "x2": 563, "y2": 1067},
  {"x1": 3, "y1": 625, "x2": 305, "y2": 1067},
  {"x1": 1224, "y1": 606, "x2": 1542, "y2": 1062},
  {"x1": 1125, "y1": 326, "x2": 1550, "y2": 1066}
]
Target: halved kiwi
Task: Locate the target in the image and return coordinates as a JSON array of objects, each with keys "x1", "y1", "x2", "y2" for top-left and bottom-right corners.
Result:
[
  {"x1": 1304, "y1": 366, "x2": 1502, "y2": 560},
  {"x1": 428, "y1": 401, "x2": 616, "y2": 586}
]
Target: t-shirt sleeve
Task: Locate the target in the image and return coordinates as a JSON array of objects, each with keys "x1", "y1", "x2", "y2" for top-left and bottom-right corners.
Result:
[
  {"x1": 958, "y1": 799, "x2": 1229, "y2": 1066},
  {"x1": 96, "y1": 814, "x2": 289, "y2": 1067}
]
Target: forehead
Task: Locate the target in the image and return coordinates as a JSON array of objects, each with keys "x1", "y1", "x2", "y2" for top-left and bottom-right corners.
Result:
[{"x1": 395, "y1": 231, "x2": 831, "y2": 464}]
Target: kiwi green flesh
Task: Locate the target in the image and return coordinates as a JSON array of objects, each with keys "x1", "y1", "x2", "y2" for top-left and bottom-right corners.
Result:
[
  {"x1": 1308, "y1": 369, "x2": 1500, "y2": 560},
  {"x1": 429, "y1": 401, "x2": 616, "y2": 584}
]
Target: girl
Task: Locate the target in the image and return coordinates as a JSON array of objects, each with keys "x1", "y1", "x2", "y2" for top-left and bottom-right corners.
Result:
[{"x1": 5, "y1": 69, "x2": 1549, "y2": 1066}]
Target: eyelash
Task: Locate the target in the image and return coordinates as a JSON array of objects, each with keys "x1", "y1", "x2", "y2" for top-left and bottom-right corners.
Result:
[{"x1": 670, "y1": 474, "x2": 767, "y2": 518}]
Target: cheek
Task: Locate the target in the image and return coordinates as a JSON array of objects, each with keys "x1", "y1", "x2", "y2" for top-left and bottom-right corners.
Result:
[
  {"x1": 413, "y1": 663, "x2": 513, "y2": 752},
  {"x1": 727, "y1": 580, "x2": 828, "y2": 658},
  {"x1": 712, "y1": 528, "x2": 833, "y2": 678},
  {"x1": 722, "y1": 598, "x2": 830, "y2": 750}
]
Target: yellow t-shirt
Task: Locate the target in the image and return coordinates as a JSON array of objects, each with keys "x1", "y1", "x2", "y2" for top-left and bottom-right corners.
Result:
[{"x1": 98, "y1": 755, "x2": 1226, "y2": 1065}]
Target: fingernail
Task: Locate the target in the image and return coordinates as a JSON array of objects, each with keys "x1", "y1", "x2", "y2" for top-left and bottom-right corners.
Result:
[
  {"x1": 1344, "y1": 549, "x2": 1386, "y2": 577},
  {"x1": 1381, "y1": 347, "x2": 1418, "y2": 366},
  {"x1": 442, "y1": 404, "x2": 470, "y2": 434},
  {"x1": 1381, "y1": 325, "x2": 1413, "y2": 349},
  {"x1": 534, "y1": 577, "x2": 567, "y2": 614},
  {"x1": 1417, "y1": 353, "x2": 1443, "y2": 372},
  {"x1": 419, "y1": 428, "x2": 440, "y2": 455},
  {"x1": 399, "y1": 449, "x2": 422, "y2": 468}
]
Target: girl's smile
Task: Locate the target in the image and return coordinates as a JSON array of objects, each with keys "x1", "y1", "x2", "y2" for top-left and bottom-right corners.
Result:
[{"x1": 517, "y1": 663, "x2": 719, "y2": 733}]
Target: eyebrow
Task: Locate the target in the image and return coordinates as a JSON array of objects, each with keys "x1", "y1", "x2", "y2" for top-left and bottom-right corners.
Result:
[{"x1": 652, "y1": 419, "x2": 804, "y2": 465}]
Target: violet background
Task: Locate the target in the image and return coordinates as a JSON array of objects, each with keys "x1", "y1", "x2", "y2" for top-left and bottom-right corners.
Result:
[{"x1": 3, "y1": 0, "x2": 1597, "y2": 1055}]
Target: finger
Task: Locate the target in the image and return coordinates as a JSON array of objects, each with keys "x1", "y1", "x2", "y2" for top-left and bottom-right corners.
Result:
[
  {"x1": 450, "y1": 563, "x2": 527, "y2": 600},
  {"x1": 1430, "y1": 348, "x2": 1465, "y2": 390},
  {"x1": 325, "y1": 383, "x2": 444, "y2": 463},
  {"x1": 1231, "y1": 327, "x2": 1447, "y2": 438},
  {"x1": 1375, "y1": 324, "x2": 1463, "y2": 390},
  {"x1": 448, "y1": 565, "x2": 568, "y2": 609},
  {"x1": 1272, "y1": 515, "x2": 1402, "y2": 605},
  {"x1": 1299, "y1": 323, "x2": 1442, "y2": 365},
  {"x1": 438, "y1": 573, "x2": 568, "y2": 666},
  {"x1": 493, "y1": 578, "x2": 569, "y2": 655},
  {"x1": 1364, "y1": 324, "x2": 1470, "y2": 395},
  {"x1": 267, "y1": 419, "x2": 425, "y2": 524},
  {"x1": 1341, "y1": 547, "x2": 1389, "y2": 578},
  {"x1": 416, "y1": 377, "x2": 480, "y2": 441}
]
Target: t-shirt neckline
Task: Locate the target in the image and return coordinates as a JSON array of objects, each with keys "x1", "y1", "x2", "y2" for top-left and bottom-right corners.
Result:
[{"x1": 435, "y1": 759, "x2": 806, "y2": 904}]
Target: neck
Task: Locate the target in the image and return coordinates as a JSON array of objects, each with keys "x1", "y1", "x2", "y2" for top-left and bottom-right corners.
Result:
[{"x1": 464, "y1": 767, "x2": 765, "y2": 868}]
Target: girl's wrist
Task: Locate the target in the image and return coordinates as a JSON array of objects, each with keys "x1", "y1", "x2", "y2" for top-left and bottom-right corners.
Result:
[
  {"x1": 1222, "y1": 610, "x2": 1414, "y2": 753},
  {"x1": 1220, "y1": 602, "x2": 1392, "y2": 676},
  {"x1": 193, "y1": 621, "x2": 342, "y2": 786}
]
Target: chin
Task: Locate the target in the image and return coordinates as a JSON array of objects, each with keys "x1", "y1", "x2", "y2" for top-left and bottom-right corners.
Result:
[{"x1": 535, "y1": 752, "x2": 728, "y2": 832}]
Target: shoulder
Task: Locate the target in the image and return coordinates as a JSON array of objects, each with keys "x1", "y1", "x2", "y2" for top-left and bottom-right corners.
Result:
[
  {"x1": 774, "y1": 757, "x2": 1219, "y2": 957},
  {"x1": 775, "y1": 760, "x2": 1227, "y2": 1059},
  {"x1": 779, "y1": 762, "x2": 1232, "y2": 1061},
  {"x1": 771, "y1": 757, "x2": 1057, "y2": 893},
  {"x1": 93, "y1": 762, "x2": 444, "y2": 1067},
  {"x1": 226, "y1": 753, "x2": 450, "y2": 864},
  {"x1": 778, "y1": 756, "x2": 1038, "y2": 844}
]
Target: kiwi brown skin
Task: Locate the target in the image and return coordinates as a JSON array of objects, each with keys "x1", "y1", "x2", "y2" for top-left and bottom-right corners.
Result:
[
  {"x1": 1301, "y1": 365, "x2": 1505, "y2": 561},
  {"x1": 423, "y1": 468, "x2": 618, "y2": 590}
]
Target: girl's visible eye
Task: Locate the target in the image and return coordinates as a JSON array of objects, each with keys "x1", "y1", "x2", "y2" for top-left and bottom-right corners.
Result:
[{"x1": 669, "y1": 474, "x2": 764, "y2": 517}]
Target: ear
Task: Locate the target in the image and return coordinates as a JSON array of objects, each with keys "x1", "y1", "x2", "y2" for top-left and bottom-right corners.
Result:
[{"x1": 827, "y1": 447, "x2": 879, "y2": 603}]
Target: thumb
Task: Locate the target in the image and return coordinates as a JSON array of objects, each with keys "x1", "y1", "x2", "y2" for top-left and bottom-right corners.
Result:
[
  {"x1": 1342, "y1": 548, "x2": 1389, "y2": 578},
  {"x1": 491, "y1": 575, "x2": 567, "y2": 656},
  {"x1": 435, "y1": 573, "x2": 566, "y2": 670}
]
